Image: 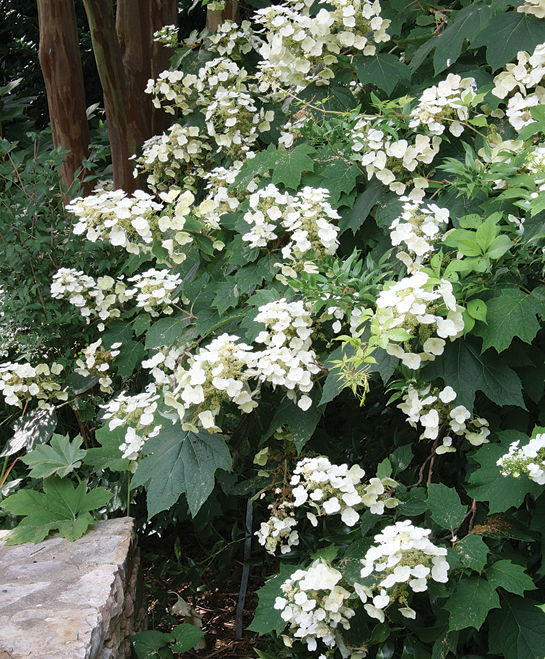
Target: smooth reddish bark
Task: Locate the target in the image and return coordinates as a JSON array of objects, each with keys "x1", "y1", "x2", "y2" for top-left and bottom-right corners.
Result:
[{"x1": 37, "y1": 0, "x2": 92, "y2": 198}]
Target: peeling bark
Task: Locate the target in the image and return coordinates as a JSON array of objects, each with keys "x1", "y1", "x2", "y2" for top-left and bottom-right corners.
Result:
[{"x1": 37, "y1": 0, "x2": 91, "y2": 199}]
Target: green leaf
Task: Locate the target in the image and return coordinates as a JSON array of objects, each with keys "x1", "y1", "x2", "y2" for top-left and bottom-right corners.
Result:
[
  {"x1": 131, "y1": 630, "x2": 172, "y2": 659},
  {"x1": 451, "y1": 534, "x2": 489, "y2": 572},
  {"x1": 426, "y1": 483, "x2": 466, "y2": 532},
  {"x1": 21, "y1": 434, "x2": 86, "y2": 479},
  {"x1": 235, "y1": 143, "x2": 317, "y2": 191},
  {"x1": 101, "y1": 320, "x2": 133, "y2": 348},
  {"x1": 247, "y1": 563, "x2": 297, "y2": 634},
  {"x1": 466, "y1": 299, "x2": 487, "y2": 323},
  {"x1": 340, "y1": 179, "x2": 387, "y2": 235},
  {"x1": 479, "y1": 288, "x2": 542, "y2": 353},
  {"x1": 84, "y1": 425, "x2": 130, "y2": 473},
  {"x1": 1, "y1": 477, "x2": 113, "y2": 544},
  {"x1": 433, "y1": 3, "x2": 493, "y2": 74},
  {"x1": 431, "y1": 628, "x2": 459, "y2": 659},
  {"x1": 212, "y1": 280, "x2": 241, "y2": 316},
  {"x1": 130, "y1": 425, "x2": 232, "y2": 518},
  {"x1": 1, "y1": 407, "x2": 57, "y2": 458},
  {"x1": 488, "y1": 597, "x2": 545, "y2": 659},
  {"x1": 444, "y1": 576, "x2": 500, "y2": 631},
  {"x1": 355, "y1": 53, "x2": 411, "y2": 95},
  {"x1": 486, "y1": 560, "x2": 537, "y2": 596},
  {"x1": 145, "y1": 313, "x2": 194, "y2": 349},
  {"x1": 317, "y1": 158, "x2": 361, "y2": 206},
  {"x1": 423, "y1": 337, "x2": 525, "y2": 412},
  {"x1": 264, "y1": 394, "x2": 321, "y2": 453},
  {"x1": 170, "y1": 624, "x2": 205, "y2": 653},
  {"x1": 471, "y1": 12, "x2": 545, "y2": 71},
  {"x1": 115, "y1": 340, "x2": 146, "y2": 377},
  {"x1": 466, "y1": 430, "x2": 543, "y2": 513}
]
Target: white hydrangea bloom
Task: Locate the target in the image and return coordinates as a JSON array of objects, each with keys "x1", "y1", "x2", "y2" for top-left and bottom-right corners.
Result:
[
  {"x1": 357, "y1": 520, "x2": 449, "y2": 621},
  {"x1": 498, "y1": 433, "x2": 545, "y2": 485},
  {"x1": 0, "y1": 361, "x2": 67, "y2": 409},
  {"x1": 125, "y1": 268, "x2": 181, "y2": 317},
  {"x1": 74, "y1": 338, "x2": 121, "y2": 394}
]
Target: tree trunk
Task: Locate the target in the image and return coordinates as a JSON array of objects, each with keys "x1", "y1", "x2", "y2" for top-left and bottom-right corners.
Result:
[
  {"x1": 37, "y1": 0, "x2": 91, "y2": 199},
  {"x1": 206, "y1": 0, "x2": 238, "y2": 33},
  {"x1": 150, "y1": 0, "x2": 178, "y2": 135},
  {"x1": 83, "y1": 0, "x2": 149, "y2": 192}
]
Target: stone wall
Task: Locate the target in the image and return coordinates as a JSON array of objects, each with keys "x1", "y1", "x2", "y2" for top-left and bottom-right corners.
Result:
[{"x1": 0, "y1": 517, "x2": 147, "y2": 659}]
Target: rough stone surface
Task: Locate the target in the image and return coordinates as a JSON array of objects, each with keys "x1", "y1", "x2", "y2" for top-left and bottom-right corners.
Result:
[{"x1": 0, "y1": 517, "x2": 147, "y2": 659}]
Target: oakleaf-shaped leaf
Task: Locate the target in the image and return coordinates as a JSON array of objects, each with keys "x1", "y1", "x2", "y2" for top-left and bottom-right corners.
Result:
[
  {"x1": 356, "y1": 53, "x2": 410, "y2": 95},
  {"x1": 471, "y1": 12, "x2": 545, "y2": 71},
  {"x1": 449, "y1": 534, "x2": 489, "y2": 572},
  {"x1": 21, "y1": 434, "x2": 86, "y2": 478},
  {"x1": 84, "y1": 425, "x2": 130, "y2": 473},
  {"x1": 426, "y1": 483, "x2": 466, "y2": 532},
  {"x1": 444, "y1": 576, "x2": 500, "y2": 631},
  {"x1": 486, "y1": 560, "x2": 536, "y2": 596},
  {"x1": 1, "y1": 477, "x2": 113, "y2": 544},
  {"x1": 479, "y1": 288, "x2": 542, "y2": 353},
  {"x1": 130, "y1": 425, "x2": 232, "y2": 518},
  {"x1": 423, "y1": 336, "x2": 525, "y2": 412},
  {"x1": 170, "y1": 624, "x2": 205, "y2": 653},
  {"x1": 115, "y1": 340, "x2": 146, "y2": 377},
  {"x1": 268, "y1": 144, "x2": 317, "y2": 190},
  {"x1": 488, "y1": 597, "x2": 545, "y2": 659},
  {"x1": 145, "y1": 313, "x2": 194, "y2": 349}
]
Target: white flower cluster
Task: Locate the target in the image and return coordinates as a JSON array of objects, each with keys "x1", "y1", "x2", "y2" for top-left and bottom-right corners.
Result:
[
  {"x1": 142, "y1": 345, "x2": 186, "y2": 386},
  {"x1": 351, "y1": 118, "x2": 440, "y2": 197},
  {"x1": 152, "y1": 24, "x2": 179, "y2": 48},
  {"x1": 398, "y1": 384, "x2": 490, "y2": 452},
  {"x1": 67, "y1": 188, "x2": 199, "y2": 265},
  {"x1": 255, "y1": 0, "x2": 390, "y2": 92},
  {"x1": 291, "y1": 456, "x2": 399, "y2": 526},
  {"x1": 101, "y1": 384, "x2": 162, "y2": 462},
  {"x1": 207, "y1": 20, "x2": 263, "y2": 60},
  {"x1": 409, "y1": 74, "x2": 478, "y2": 137},
  {"x1": 50, "y1": 269, "x2": 131, "y2": 330},
  {"x1": 74, "y1": 339, "x2": 121, "y2": 394},
  {"x1": 0, "y1": 362, "x2": 66, "y2": 409},
  {"x1": 256, "y1": 513, "x2": 299, "y2": 555},
  {"x1": 517, "y1": 0, "x2": 545, "y2": 18},
  {"x1": 125, "y1": 269, "x2": 181, "y2": 317},
  {"x1": 133, "y1": 123, "x2": 212, "y2": 190},
  {"x1": 242, "y1": 184, "x2": 340, "y2": 270},
  {"x1": 357, "y1": 520, "x2": 449, "y2": 622},
  {"x1": 146, "y1": 57, "x2": 273, "y2": 155},
  {"x1": 375, "y1": 271, "x2": 464, "y2": 370},
  {"x1": 492, "y1": 43, "x2": 545, "y2": 131},
  {"x1": 166, "y1": 333, "x2": 257, "y2": 432},
  {"x1": 246, "y1": 299, "x2": 320, "y2": 410},
  {"x1": 497, "y1": 433, "x2": 545, "y2": 485},
  {"x1": 194, "y1": 161, "x2": 254, "y2": 231},
  {"x1": 389, "y1": 196, "x2": 449, "y2": 269},
  {"x1": 274, "y1": 559, "x2": 356, "y2": 653}
]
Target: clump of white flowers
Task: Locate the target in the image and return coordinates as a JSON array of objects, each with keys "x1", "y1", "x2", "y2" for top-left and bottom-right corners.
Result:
[
  {"x1": 357, "y1": 520, "x2": 449, "y2": 622},
  {"x1": 497, "y1": 432, "x2": 545, "y2": 484},
  {"x1": 492, "y1": 43, "x2": 545, "y2": 131},
  {"x1": 242, "y1": 184, "x2": 340, "y2": 273},
  {"x1": 409, "y1": 74, "x2": 479, "y2": 137},
  {"x1": 133, "y1": 123, "x2": 213, "y2": 190},
  {"x1": 389, "y1": 196, "x2": 450, "y2": 270},
  {"x1": 256, "y1": 513, "x2": 300, "y2": 555},
  {"x1": 373, "y1": 271, "x2": 464, "y2": 370},
  {"x1": 291, "y1": 456, "x2": 399, "y2": 526},
  {"x1": 142, "y1": 345, "x2": 186, "y2": 387},
  {"x1": 207, "y1": 20, "x2": 264, "y2": 60},
  {"x1": 255, "y1": 0, "x2": 390, "y2": 92},
  {"x1": 351, "y1": 118, "x2": 440, "y2": 198},
  {"x1": 274, "y1": 559, "x2": 356, "y2": 653},
  {"x1": 125, "y1": 269, "x2": 181, "y2": 317},
  {"x1": 74, "y1": 339, "x2": 121, "y2": 394},
  {"x1": 153, "y1": 24, "x2": 179, "y2": 48},
  {"x1": 166, "y1": 333, "x2": 257, "y2": 432},
  {"x1": 246, "y1": 299, "x2": 320, "y2": 410},
  {"x1": 101, "y1": 384, "x2": 162, "y2": 463},
  {"x1": 0, "y1": 362, "x2": 66, "y2": 409},
  {"x1": 398, "y1": 384, "x2": 490, "y2": 452},
  {"x1": 51, "y1": 268, "x2": 132, "y2": 330}
]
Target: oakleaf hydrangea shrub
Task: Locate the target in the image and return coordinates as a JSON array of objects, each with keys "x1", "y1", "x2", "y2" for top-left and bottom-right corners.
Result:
[{"x1": 2, "y1": 0, "x2": 545, "y2": 657}]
